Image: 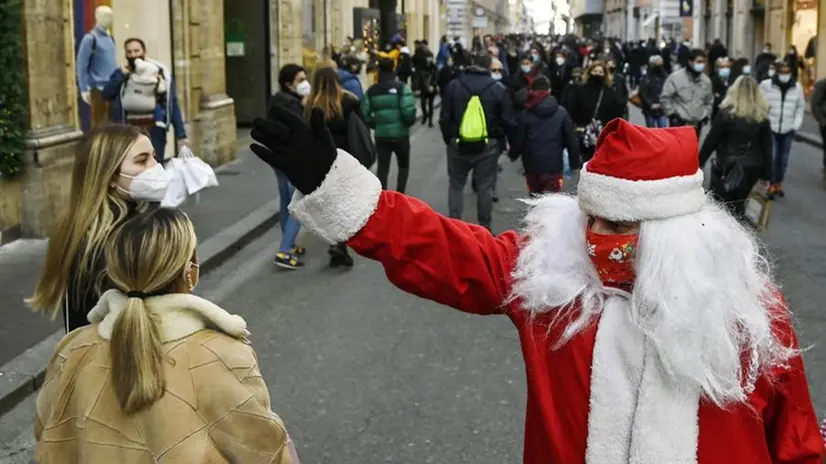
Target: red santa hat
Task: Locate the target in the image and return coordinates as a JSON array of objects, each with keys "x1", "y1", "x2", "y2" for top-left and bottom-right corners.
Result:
[{"x1": 577, "y1": 118, "x2": 706, "y2": 222}]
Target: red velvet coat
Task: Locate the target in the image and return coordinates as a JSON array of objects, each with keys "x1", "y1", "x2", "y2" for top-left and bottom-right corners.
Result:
[{"x1": 289, "y1": 152, "x2": 825, "y2": 463}]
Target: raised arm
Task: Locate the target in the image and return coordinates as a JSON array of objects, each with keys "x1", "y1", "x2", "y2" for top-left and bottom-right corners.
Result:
[
  {"x1": 251, "y1": 106, "x2": 521, "y2": 316},
  {"x1": 291, "y1": 152, "x2": 520, "y2": 314}
]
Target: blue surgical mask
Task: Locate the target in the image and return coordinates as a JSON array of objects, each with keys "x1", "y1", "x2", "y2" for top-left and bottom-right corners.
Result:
[
  {"x1": 521, "y1": 64, "x2": 533, "y2": 74},
  {"x1": 742, "y1": 65, "x2": 751, "y2": 75},
  {"x1": 692, "y1": 62, "x2": 705, "y2": 73},
  {"x1": 718, "y1": 68, "x2": 730, "y2": 79},
  {"x1": 532, "y1": 54, "x2": 540, "y2": 63},
  {"x1": 491, "y1": 72, "x2": 502, "y2": 81}
]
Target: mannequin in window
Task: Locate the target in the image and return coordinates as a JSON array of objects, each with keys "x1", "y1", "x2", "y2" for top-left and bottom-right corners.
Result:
[{"x1": 76, "y1": 6, "x2": 118, "y2": 129}]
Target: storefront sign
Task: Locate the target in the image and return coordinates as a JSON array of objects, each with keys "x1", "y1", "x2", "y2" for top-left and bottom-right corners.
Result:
[{"x1": 224, "y1": 19, "x2": 246, "y2": 57}]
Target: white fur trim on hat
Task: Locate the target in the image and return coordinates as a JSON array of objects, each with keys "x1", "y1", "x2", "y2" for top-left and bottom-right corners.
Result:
[
  {"x1": 289, "y1": 149, "x2": 382, "y2": 244},
  {"x1": 577, "y1": 166, "x2": 706, "y2": 221}
]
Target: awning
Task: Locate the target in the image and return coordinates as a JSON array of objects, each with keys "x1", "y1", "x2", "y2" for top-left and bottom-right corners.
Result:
[{"x1": 642, "y1": 13, "x2": 659, "y2": 27}]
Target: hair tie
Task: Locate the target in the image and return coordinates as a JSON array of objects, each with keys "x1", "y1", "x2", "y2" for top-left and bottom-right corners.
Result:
[{"x1": 126, "y1": 290, "x2": 147, "y2": 299}]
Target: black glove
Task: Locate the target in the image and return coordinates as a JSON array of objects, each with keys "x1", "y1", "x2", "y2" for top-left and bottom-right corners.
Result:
[{"x1": 250, "y1": 105, "x2": 337, "y2": 195}]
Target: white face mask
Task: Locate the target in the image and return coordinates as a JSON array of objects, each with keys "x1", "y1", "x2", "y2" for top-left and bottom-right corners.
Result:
[
  {"x1": 520, "y1": 64, "x2": 533, "y2": 74},
  {"x1": 778, "y1": 74, "x2": 791, "y2": 83},
  {"x1": 767, "y1": 69, "x2": 776, "y2": 77},
  {"x1": 555, "y1": 57, "x2": 565, "y2": 66},
  {"x1": 491, "y1": 72, "x2": 502, "y2": 81},
  {"x1": 118, "y1": 163, "x2": 171, "y2": 202},
  {"x1": 296, "y1": 80, "x2": 311, "y2": 97},
  {"x1": 742, "y1": 65, "x2": 751, "y2": 75}
]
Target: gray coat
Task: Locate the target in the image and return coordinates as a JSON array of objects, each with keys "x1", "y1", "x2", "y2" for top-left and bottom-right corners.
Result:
[{"x1": 660, "y1": 68, "x2": 713, "y2": 124}]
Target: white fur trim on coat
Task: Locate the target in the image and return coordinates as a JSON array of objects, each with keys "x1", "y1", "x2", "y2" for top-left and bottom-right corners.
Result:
[
  {"x1": 88, "y1": 289, "x2": 248, "y2": 342},
  {"x1": 586, "y1": 288, "x2": 700, "y2": 464},
  {"x1": 577, "y1": 167, "x2": 706, "y2": 221},
  {"x1": 289, "y1": 149, "x2": 382, "y2": 244}
]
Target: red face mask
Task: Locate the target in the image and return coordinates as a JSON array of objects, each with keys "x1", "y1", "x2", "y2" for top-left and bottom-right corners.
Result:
[{"x1": 585, "y1": 228, "x2": 639, "y2": 288}]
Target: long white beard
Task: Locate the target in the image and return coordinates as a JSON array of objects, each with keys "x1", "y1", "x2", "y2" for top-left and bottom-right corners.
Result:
[{"x1": 508, "y1": 194, "x2": 797, "y2": 406}]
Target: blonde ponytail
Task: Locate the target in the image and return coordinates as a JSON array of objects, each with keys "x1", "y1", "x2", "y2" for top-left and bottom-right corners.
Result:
[
  {"x1": 105, "y1": 207, "x2": 198, "y2": 414},
  {"x1": 110, "y1": 297, "x2": 165, "y2": 413}
]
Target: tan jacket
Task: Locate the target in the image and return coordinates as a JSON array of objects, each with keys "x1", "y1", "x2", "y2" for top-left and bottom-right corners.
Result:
[{"x1": 35, "y1": 290, "x2": 299, "y2": 463}]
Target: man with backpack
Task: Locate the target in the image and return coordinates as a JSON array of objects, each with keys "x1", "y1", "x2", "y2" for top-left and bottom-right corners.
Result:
[
  {"x1": 439, "y1": 50, "x2": 517, "y2": 232},
  {"x1": 361, "y1": 58, "x2": 418, "y2": 193}
]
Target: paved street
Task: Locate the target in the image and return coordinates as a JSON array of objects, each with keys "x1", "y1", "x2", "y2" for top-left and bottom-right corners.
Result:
[{"x1": 1, "y1": 112, "x2": 825, "y2": 462}]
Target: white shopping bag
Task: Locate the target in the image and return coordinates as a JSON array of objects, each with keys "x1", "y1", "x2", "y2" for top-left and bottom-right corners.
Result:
[
  {"x1": 161, "y1": 157, "x2": 188, "y2": 207},
  {"x1": 178, "y1": 146, "x2": 219, "y2": 195}
]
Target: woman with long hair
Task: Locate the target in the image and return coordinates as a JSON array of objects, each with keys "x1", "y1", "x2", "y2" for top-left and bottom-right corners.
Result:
[
  {"x1": 700, "y1": 75, "x2": 772, "y2": 221},
  {"x1": 305, "y1": 66, "x2": 362, "y2": 267},
  {"x1": 28, "y1": 125, "x2": 169, "y2": 332},
  {"x1": 566, "y1": 61, "x2": 624, "y2": 161},
  {"x1": 35, "y1": 208, "x2": 299, "y2": 463}
]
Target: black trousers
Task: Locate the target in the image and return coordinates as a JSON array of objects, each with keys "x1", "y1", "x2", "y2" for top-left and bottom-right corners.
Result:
[
  {"x1": 376, "y1": 138, "x2": 411, "y2": 193},
  {"x1": 820, "y1": 124, "x2": 826, "y2": 170},
  {"x1": 420, "y1": 93, "x2": 436, "y2": 124}
]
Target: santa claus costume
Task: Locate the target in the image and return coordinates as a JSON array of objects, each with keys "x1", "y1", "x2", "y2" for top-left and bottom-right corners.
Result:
[{"x1": 252, "y1": 110, "x2": 825, "y2": 463}]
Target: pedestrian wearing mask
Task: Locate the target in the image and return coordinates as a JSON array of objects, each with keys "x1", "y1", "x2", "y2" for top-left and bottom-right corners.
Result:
[
  {"x1": 711, "y1": 57, "x2": 733, "y2": 120},
  {"x1": 35, "y1": 208, "x2": 300, "y2": 463},
  {"x1": 437, "y1": 55, "x2": 460, "y2": 98},
  {"x1": 731, "y1": 57, "x2": 750, "y2": 81},
  {"x1": 605, "y1": 58, "x2": 629, "y2": 119},
  {"x1": 810, "y1": 77, "x2": 826, "y2": 186},
  {"x1": 567, "y1": 61, "x2": 624, "y2": 161},
  {"x1": 759, "y1": 61, "x2": 805, "y2": 198},
  {"x1": 550, "y1": 50, "x2": 572, "y2": 97},
  {"x1": 559, "y1": 67, "x2": 583, "y2": 110},
  {"x1": 639, "y1": 54, "x2": 669, "y2": 127},
  {"x1": 305, "y1": 67, "x2": 363, "y2": 267},
  {"x1": 660, "y1": 48, "x2": 713, "y2": 138},
  {"x1": 700, "y1": 76, "x2": 772, "y2": 221},
  {"x1": 512, "y1": 54, "x2": 548, "y2": 110},
  {"x1": 269, "y1": 64, "x2": 310, "y2": 269},
  {"x1": 509, "y1": 76, "x2": 581, "y2": 195},
  {"x1": 29, "y1": 125, "x2": 167, "y2": 332}
]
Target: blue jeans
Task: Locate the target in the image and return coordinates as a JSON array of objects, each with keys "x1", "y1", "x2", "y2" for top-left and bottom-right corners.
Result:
[
  {"x1": 275, "y1": 170, "x2": 301, "y2": 253},
  {"x1": 771, "y1": 132, "x2": 795, "y2": 183},
  {"x1": 645, "y1": 114, "x2": 669, "y2": 128}
]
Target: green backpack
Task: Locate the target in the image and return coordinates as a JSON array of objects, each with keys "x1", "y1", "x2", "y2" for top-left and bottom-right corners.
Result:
[{"x1": 456, "y1": 79, "x2": 496, "y2": 154}]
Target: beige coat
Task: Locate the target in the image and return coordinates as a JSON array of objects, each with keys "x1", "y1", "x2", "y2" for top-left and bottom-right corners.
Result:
[{"x1": 35, "y1": 290, "x2": 299, "y2": 463}]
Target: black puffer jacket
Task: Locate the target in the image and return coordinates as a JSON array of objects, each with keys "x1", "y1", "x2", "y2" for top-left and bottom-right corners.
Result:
[
  {"x1": 439, "y1": 66, "x2": 517, "y2": 142},
  {"x1": 699, "y1": 109, "x2": 772, "y2": 177},
  {"x1": 511, "y1": 92, "x2": 581, "y2": 175},
  {"x1": 638, "y1": 68, "x2": 668, "y2": 115}
]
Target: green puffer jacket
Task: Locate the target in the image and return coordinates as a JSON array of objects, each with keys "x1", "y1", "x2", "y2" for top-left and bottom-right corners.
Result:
[{"x1": 361, "y1": 77, "x2": 418, "y2": 139}]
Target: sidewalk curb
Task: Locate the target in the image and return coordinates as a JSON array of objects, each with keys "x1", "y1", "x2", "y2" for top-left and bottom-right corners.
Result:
[
  {"x1": 796, "y1": 130, "x2": 823, "y2": 149},
  {"x1": 0, "y1": 198, "x2": 280, "y2": 418}
]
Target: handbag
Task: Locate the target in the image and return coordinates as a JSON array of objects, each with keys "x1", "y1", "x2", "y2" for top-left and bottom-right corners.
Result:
[
  {"x1": 347, "y1": 115, "x2": 377, "y2": 168},
  {"x1": 628, "y1": 88, "x2": 643, "y2": 108},
  {"x1": 581, "y1": 88, "x2": 604, "y2": 150},
  {"x1": 178, "y1": 146, "x2": 219, "y2": 195},
  {"x1": 744, "y1": 183, "x2": 773, "y2": 231}
]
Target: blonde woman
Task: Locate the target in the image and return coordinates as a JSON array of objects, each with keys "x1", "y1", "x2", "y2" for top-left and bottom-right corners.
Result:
[
  {"x1": 29, "y1": 125, "x2": 169, "y2": 332},
  {"x1": 35, "y1": 208, "x2": 299, "y2": 463},
  {"x1": 700, "y1": 75, "x2": 772, "y2": 220}
]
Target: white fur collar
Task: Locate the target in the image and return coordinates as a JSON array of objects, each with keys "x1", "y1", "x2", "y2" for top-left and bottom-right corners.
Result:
[{"x1": 88, "y1": 289, "x2": 248, "y2": 342}]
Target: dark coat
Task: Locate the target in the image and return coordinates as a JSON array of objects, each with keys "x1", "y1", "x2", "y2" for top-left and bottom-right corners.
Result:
[
  {"x1": 638, "y1": 67, "x2": 668, "y2": 115},
  {"x1": 439, "y1": 66, "x2": 517, "y2": 143},
  {"x1": 567, "y1": 81, "x2": 624, "y2": 128},
  {"x1": 699, "y1": 109, "x2": 772, "y2": 178},
  {"x1": 511, "y1": 94, "x2": 581, "y2": 175},
  {"x1": 269, "y1": 90, "x2": 304, "y2": 118},
  {"x1": 324, "y1": 94, "x2": 362, "y2": 153}
]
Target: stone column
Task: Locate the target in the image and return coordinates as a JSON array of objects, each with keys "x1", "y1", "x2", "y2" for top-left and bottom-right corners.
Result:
[
  {"x1": 692, "y1": 0, "x2": 706, "y2": 46},
  {"x1": 12, "y1": 0, "x2": 84, "y2": 238},
  {"x1": 816, "y1": 4, "x2": 825, "y2": 81},
  {"x1": 171, "y1": 0, "x2": 237, "y2": 167},
  {"x1": 730, "y1": 0, "x2": 753, "y2": 58}
]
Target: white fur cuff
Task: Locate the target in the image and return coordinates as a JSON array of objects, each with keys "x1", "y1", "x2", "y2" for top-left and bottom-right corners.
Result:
[
  {"x1": 577, "y1": 167, "x2": 706, "y2": 221},
  {"x1": 289, "y1": 149, "x2": 382, "y2": 244}
]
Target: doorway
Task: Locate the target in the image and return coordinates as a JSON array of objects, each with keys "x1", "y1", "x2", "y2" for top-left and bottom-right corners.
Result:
[{"x1": 224, "y1": 0, "x2": 272, "y2": 126}]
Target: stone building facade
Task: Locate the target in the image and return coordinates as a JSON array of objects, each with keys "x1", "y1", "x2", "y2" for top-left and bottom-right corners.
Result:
[{"x1": 0, "y1": 0, "x2": 235, "y2": 241}]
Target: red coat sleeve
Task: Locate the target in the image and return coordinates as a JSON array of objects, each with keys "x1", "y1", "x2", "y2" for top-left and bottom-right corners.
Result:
[
  {"x1": 763, "y1": 304, "x2": 825, "y2": 463},
  {"x1": 348, "y1": 191, "x2": 521, "y2": 315}
]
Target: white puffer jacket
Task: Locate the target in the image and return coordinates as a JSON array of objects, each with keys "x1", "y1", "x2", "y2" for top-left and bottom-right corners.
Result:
[{"x1": 759, "y1": 78, "x2": 805, "y2": 134}]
